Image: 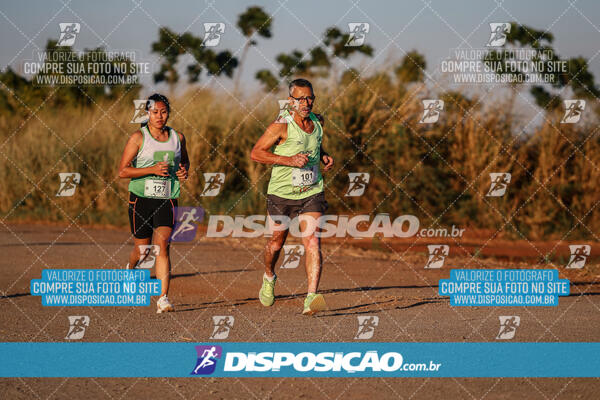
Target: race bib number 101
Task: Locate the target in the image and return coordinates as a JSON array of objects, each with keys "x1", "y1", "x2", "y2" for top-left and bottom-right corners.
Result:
[{"x1": 291, "y1": 165, "x2": 318, "y2": 187}]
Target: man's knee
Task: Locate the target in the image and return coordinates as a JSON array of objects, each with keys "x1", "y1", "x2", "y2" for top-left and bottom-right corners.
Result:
[{"x1": 302, "y1": 235, "x2": 320, "y2": 251}]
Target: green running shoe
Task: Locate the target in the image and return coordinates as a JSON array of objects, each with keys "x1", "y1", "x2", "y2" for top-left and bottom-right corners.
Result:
[
  {"x1": 259, "y1": 275, "x2": 277, "y2": 306},
  {"x1": 302, "y1": 293, "x2": 327, "y2": 316}
]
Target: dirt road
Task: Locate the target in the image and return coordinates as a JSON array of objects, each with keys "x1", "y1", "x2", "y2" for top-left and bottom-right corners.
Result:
[{"x1": 1, "y1": 224, "x2": 599, "y2": 399}]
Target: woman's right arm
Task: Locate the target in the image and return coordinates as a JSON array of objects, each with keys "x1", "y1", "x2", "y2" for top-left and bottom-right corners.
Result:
[{"x1": 118, "y1": 131, "x2": 168, "y2": 179}]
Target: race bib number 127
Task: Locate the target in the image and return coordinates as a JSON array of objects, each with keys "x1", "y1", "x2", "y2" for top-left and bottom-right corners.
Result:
[{"x1": 144, "y1": 179, "x2": 171, "y2": 198}]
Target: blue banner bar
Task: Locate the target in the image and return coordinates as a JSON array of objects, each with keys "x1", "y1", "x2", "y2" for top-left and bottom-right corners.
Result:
[{"x1": 1, "y1": 342, "x2": 599, "y2": 377}]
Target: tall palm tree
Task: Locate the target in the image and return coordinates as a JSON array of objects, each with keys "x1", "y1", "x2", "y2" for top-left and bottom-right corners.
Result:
[
  {"x1": 151, "y1": 27, "x2": 189, "y2": 95},
  {"x1": 235, "y1": 6, "x2": 272, "y2": 93}
]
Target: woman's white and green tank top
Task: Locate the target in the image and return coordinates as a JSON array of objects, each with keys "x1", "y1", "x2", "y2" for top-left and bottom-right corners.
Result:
[
  {"x1": 128, "y1": 125, "x2": 181, "y2": 199},
  {"x1": 267, "y1": 111, "x2": 323, "y2": 200}
]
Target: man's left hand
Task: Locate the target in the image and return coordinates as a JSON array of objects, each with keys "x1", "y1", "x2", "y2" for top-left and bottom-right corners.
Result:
[{"x1": 322, "y1": 155, "x2": 334, "y2": 172}]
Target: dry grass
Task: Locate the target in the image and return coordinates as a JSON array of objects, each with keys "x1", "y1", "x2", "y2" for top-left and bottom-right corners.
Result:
[{"x1": 1, "y1": 79, "x2": 599, "y2": 240}]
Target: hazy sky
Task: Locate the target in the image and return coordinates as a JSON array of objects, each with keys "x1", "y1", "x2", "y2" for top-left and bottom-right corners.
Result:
[{"x1": 1, "y1": 0, "x2": 599, "y2": 98}]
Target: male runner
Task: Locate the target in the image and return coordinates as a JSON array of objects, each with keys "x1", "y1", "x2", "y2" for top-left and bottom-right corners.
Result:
[{"x1": 250, "y1": 78, "x2": 334, "y2": 315}]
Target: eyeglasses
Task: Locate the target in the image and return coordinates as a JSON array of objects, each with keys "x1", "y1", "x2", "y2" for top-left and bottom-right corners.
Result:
[{"x1": 289, "y1": 95, "x2": 315, "y2": 104}]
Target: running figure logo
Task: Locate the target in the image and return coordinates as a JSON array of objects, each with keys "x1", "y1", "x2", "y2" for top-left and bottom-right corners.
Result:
[
  {"x1": 201, "y1": 173, "x2": 225, "y2": 196},
  {"x1": 419, "y1": 100, "x2": 444, "y2": 124},
  {"x1": 281, "y1": 245, "x2": 305, "y2": 269},
  {"x1": 130, "y1": 99, "x2": 154, "y2": 124},
  {"x1": 202, "y1": 23, "x2": 225, "y2": 47},
  {"x1": 56, "y1": 173, "x2": 81, "y2": 197},
  {"x1": 210, "y1": 316, "x2": 234, "y2": 340},
  {"x1": 354, "y1": 316, "x2": 379, "y2": 339},
  {"x1": 486, "y1": 172, "x2": 511, "y2": 197},
  {"x1": 425, "y1": 245, "x2": 449, "y2": 269},
  {"x1": 486, "y1": 23, "x2": 511, "y2": 47},
  {"x1": 136, "y1": 245, "x2": 160, "y2": 269},
  {"x1": 191, "y1": 345, "x2": 222, "y2": 375},
  {"x1": 346, "y1": 23, "x2": 370, "y2": 47},
  {"x1": 65, "y1": 316, "x2": 89, "y2": 340},
  {"x1": 275, "y1": 100, "x2": 293, "y2": 123},
  {"x1": 566, "y1": 245, "x2": 591, "y2": 269},
  {"x1": 170, "y1": 207, "x2": 204, "y2": 242},
  {"x1": 57, "y1": 23, "x2": 80, "y2": 47},
  {"x1": 561, "y1": 100, "x2": 585, "y2": 124},
  {"x1": 345, "y1": 173, "x2": 370, "y2": 197},
  {"x1": 496, "y1": 316, "x2": 520, "y2": 340}
]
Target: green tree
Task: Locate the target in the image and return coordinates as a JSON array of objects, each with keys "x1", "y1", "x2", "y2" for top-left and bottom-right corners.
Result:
[
  {"x1": 395, "y1": 50, "x2": 426, "y2": 84},
  {"x1": 235, "y1": 6, "x2": 272, "y2": 93},
  {"x1": 484, "y1": 23, "x2": 599, "y2": 111},
  {"x1": 255, "y1": 25, "x2": 374, "y2": 92},
  {"x1": 151, "y1": 27, "x2": 239, "y2": 93},
  {"x1": 254, "y1": 69, "x2": 279, "y2": 92},
  {"x1": 323, "y1": 26, "x2": 373, "y2": 60},
  {"x1": 151, "y1": 27, "x2": 189, "y2": 95}
]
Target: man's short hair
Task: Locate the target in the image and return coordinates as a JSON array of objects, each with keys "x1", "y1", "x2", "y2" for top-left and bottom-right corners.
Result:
[{"x1": 289, "y1": 78, "x2": 313, "y2": 95}]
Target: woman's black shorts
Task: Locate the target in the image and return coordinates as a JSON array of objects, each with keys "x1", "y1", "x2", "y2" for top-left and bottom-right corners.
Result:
[{"x1": 128, "y1": 192, "x2": 177, "y2": 239}]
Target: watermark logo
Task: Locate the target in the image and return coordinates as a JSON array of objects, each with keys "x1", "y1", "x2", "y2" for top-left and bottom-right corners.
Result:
[
  {"x1": 417, "y1": 226, "x2": 465, "y2": 238},
  {"x1": 201, "y1": 173, "x2": 225, "y2": 196},
  {"x1": 203, "y1": 23, "x2": 225, "y2": 47},
  {"x1": 210, "y1": 316, "x2": 234, "y2": 340},
  {"x1": 57, "y1": 23, "x2": 80, "y2": 47},
  {"x1": 56, "y1": 173, "x2": 81, "y2": 197},
  {"x1": 486, "y1": 172, "x2": 511, "y2": 197},
  {"x1": 346, "y1": 23, "x2": 370, "y2": 47},
  {"x1": 136, "y1": 245, "x2": 160, "y2": 269},
  {"x1": 170, "y1": 207, "x2": 204, "y2": 242},
  {"x1": 191, "y1": 345, "x2": 222, "y2": 375},
  {"x1": 207, "y1": 214, "x2": 421, "y2": 238},
  {"x1": 486, "y1": 23, "x2": 511, "y2": 47},
  {"x1": 425, "y1": 245, "x2": 449, "y2": 269},
  {"x1": 130, "y1": 99, "x2": 154, "y2": 124},
  {"x1": 223, "y1": 350, "x2": 439, "y2": 373},
  {"x1": 443, "y1": 47, "x2": 565, "y2": 86},
  {"x1": 419, "y1": 100, "x2": 444, "y2": 123},
  {"x1": 561, "y1": 100, "x2": 585, "y2": 124},
  {"x1": 496, "y1": 316, "x2": 520, "y2": 340},
  {"x1": 24, "y1": 34, "x2": 148, "y2": 86},
  {"x1": 354, "y1": 316, "x2": 379, "y2": 339},
  {"x1": 281, "y1": 245, "x2": 304, "y2": 269},
  {"x1": 275, "y1": 100, "x2": 293, "y2": 123},
  {"x1": 65, "y1": 315, "x2": 89, "y2": 340},
  {"x1": 345, "y1": 172, "x2": 370, "y2": 197},
  {"x1": 566, "y1": 245, "x2": 590, "y2": 269}
]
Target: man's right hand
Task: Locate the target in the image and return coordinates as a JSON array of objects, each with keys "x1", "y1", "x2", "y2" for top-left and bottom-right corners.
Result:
[
  {"x1": 152, "y1": 161, "x2": 170, "y2": 176},
  {"x1": 287, "y1": 153, "x2": 309, "y2": 168}
]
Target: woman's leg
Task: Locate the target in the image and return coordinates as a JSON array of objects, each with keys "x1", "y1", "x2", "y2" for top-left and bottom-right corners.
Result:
[
  {"x1": 129, "y1": 237, "x2": 151, "y2": 267},
  {"x1": 153, "y1": 226, "x2": 173, "y2": 297},
  {"x1": 128, "y1": 192, "x2": 154, "y2": 267}
]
